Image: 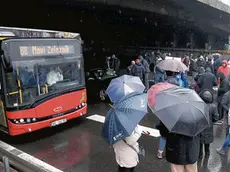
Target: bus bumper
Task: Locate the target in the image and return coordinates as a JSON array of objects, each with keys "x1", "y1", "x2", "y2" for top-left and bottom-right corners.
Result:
[{"x1": 7, "y1": 105, "x2": 87, "y2": 136}]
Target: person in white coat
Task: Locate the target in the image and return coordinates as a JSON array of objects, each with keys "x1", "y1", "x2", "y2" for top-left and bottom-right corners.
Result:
[
  {"x1": 113, "y1": 125, "x2": 142, "y2": 172},
  {"x1": 46, "y1": 66, "x2": 63, "y2": 86}
]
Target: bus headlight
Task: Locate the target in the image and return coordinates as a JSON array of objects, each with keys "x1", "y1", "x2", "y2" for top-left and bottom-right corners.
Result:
[
  {"x1": 32, "y1": 118, "x2": 36, "y2": 122},
  {"x1": 19, "y1": 119, "x2": 24, "y2": 123},
  {"x1": 26, "y1": 118, "x2": 31, "y2": 123}
]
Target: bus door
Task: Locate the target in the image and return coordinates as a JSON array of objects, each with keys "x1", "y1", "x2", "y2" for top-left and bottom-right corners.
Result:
[{"x1": 0, "y1": 66, "x2": 7, "y2": 128}]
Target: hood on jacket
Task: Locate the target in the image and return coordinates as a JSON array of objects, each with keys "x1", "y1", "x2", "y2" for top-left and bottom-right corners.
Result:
[
  {"x1": 135, "y1": 62, "x2": 142, "y2": 66},
  {"x1": 199, "y1": 89, "x2": 214, "y2": 103},
  {"x1": 222, "y1": 60, "x2": 228, "y2": 65},
  {"x1": 205, "y1": 67, "x2": 211, "y2": 73},
  {"x1": 208, "y1": 56, "x2": 212, "y2": 61},
  {"x1": 198, "y1": 67, "x2": 205, "y2": 74},
  {"x1": 138, "y1": 55, "x2": 144, "y2": 61},
  {"x1": 218, "y1": 72, "x2": 225, "y2": 82}
]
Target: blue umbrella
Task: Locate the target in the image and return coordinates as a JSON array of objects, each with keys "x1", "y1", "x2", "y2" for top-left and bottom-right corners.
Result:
[
  {"x1": 106, "y1": 75, "x2": 145, "y2": 103},
  {"x1": 102, "y1": 92, "x2": 148, "y2": 145}
]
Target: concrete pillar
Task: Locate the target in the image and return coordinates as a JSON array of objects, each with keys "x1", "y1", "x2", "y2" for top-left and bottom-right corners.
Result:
[
  {"x1": 172, "y1": 33, "x2": 178, "y2": 48},
  {"x1": 188, "y1": 32, "x2": 194, "y2": 49},
  {"x1": 206, "y1": 34, "x2": 215, "y2": 50}
]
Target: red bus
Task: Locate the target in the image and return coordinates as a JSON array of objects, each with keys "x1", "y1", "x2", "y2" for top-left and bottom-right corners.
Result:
[{"x1": 0, "y1": 27, "x2": 87, "y2": 136}]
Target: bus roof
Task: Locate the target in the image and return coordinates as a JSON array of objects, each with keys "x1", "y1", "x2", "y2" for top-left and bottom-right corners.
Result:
[{"x1": 0, "y1": 26, "x2": 80, "y2": 39}]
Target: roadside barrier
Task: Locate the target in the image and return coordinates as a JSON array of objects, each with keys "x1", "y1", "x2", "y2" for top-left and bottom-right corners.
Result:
[{"x1": 0, "y1": 141, "x2": 63, "y2": 172}]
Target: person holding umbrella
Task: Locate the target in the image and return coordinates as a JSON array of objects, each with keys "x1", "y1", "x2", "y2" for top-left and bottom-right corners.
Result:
[
  {"x1": 102, "y1": 92, "x2": 148, "y2": 172},
  {"x1": 113, "y1": 124, "x2": 142, "y2": 172},
  {"x1": 156, "y1": 74, "x2": 180, "y2": 159},
  {"x1": 157, "y1": 123, "x2": 200, "y2": 172},
  {"x1": 148, "y1": 84, "x2": 209, "y2": 171}
]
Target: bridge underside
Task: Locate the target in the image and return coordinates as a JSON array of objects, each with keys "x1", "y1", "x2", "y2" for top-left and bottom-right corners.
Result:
[{"x1": 47, "y1": 0, "x2": 230, "y2": 36}]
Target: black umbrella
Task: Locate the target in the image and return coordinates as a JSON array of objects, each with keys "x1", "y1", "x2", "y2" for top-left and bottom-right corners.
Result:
[{"x1": 150, "y1": 86, "x2": 209, "y2": 137}]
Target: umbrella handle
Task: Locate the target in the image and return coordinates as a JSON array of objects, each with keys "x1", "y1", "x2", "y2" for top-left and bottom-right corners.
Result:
[{"x1": 108, "y1": 104, "x2": 114, "y2": 108}]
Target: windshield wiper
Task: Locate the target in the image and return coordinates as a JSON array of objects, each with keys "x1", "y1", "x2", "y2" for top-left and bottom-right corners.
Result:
[
  {"x1": 22, "y1": 86, "x2": 84, "y2": 109},
  {"x1": 22, "y1": 91, "x2": 58, "y2": 109}
]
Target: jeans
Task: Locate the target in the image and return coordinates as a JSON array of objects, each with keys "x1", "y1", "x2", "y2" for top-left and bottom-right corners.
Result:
[
  {"x1": 222, "y1": 133, "x2": 230, "y2": 151},
  {"x1": 158, "y1": 137, "x2": 166, "y2": 152},
  {"x1": 118, "y1": 166, "x2": 135, "y2": 172}
]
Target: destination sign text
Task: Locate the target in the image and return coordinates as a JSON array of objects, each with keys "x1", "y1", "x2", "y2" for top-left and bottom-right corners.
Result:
[{"x1": 19, "y1": 45, "x2": 75, "y2": 57}]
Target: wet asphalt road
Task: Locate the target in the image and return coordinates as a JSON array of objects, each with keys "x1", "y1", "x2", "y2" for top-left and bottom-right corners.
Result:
[{"x1": 0, "y1": 102, "x2": 230, "y2": 172}]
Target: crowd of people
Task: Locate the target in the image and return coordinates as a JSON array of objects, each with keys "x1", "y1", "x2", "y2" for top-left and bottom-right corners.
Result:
[{"x1": 108, "y1": 51, "x2": 230, "y2": 172}]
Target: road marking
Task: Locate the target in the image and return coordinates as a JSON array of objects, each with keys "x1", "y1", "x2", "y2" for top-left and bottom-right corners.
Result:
[
  {"x1": 86, "y1": 114, "x2": 160, "y2": 137},
  {"x1": 0, "y1": 141, "x2": 63, "y2": 172}
]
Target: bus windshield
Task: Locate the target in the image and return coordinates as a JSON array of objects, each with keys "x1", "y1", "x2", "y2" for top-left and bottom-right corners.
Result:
[{"x1": 5, "y1": 56, "x2": 84, "y2": 107}]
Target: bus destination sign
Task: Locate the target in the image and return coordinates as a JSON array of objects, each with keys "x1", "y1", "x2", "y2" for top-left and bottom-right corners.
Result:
[{"x1": 19, "y1": 45, "x2": 75, "y2": 57}]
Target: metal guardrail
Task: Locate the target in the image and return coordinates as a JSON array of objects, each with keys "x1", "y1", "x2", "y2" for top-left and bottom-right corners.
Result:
[
  {"x1": 2, "y1": 157, "x2": 10, "y2": 172},
  {"x1": 0, "y1": 141, "x2": 63, "y2": 172},
  {"x1": 0, "y1": 148, "x2": 45, "y2": 172}
]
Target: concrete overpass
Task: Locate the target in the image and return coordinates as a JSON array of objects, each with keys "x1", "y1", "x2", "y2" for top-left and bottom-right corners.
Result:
[
  {"x1": 45, "y1": 0, "x2": 230, "y2": 49},
  {"x1": 198, "y1": 0, "x2": 230, "y2": 14},
  {"x1": 76, "y1": 0, "x2": 230, "y2": 34}
]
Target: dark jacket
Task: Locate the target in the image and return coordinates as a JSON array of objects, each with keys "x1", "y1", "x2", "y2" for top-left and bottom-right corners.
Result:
[
  {"x1": 183, "y1": 56, "x2": 190, "y2": 68},
  {"x1": 197, "y1": 67, "x2": 218, "y2": 91},
  {"x1": 199, "y1": 90, "x2": 219, "y2": 144},
  {"x1": 156, "y1": 122, "x2": 200, "y2": 165},
  {"x1": 154, "y1": 65, "x2": 164, "y2": 74},
  {"x1": 127, "y1": 64, "x2": 134, "y2": 75},
  {"x1": 221, "y1": 91, "x2": 230, "y2": 126},
  {"x1": 131, "y1": 62, "x2": 145, "y2": 81},
  {"x1": 217, "y1": 72, "x2": 230, "y2": 103},
  {"x1": 194, "y1": 67, "x2": 205, "y2": 82},
  {"x1": 221, "y1": 90, "x2": 230, "y2": 112},
  {"x1": 190, "y1": 59, "x2": 198, "y2": 72},
  {"x1": 139, "y1": 55, "x2": 150, "y2": 73},
  {"x1": 214, "y1": 58, "x2": 222, "y2": 74},
  {"x1": 197, "y1": 58, "x2": 206, "y2": 68},
  {"x1": 111, "y1": 56, "x2": 120, "y2": 72},
  {"x1": 205, "y1": 60, "x2": 214, "y2": 74}
]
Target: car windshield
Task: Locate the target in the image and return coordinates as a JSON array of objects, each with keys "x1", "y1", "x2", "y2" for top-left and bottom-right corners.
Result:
[{"x1": 5, "y1": 56, "x2": 84, "y2": 107}]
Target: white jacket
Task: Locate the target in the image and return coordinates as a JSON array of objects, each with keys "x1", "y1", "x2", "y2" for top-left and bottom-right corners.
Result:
[
  {"x1": 113, "y1": 125, "x2": 142, "y2": 168},
  {"x1": 46, "y1": 70, "x2": 63, "y2": 86}
]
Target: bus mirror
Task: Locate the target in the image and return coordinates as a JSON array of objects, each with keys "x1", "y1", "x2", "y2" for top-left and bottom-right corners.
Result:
[{"x1": 0, "y1": 53, "x2": 12, "y2": 72}]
